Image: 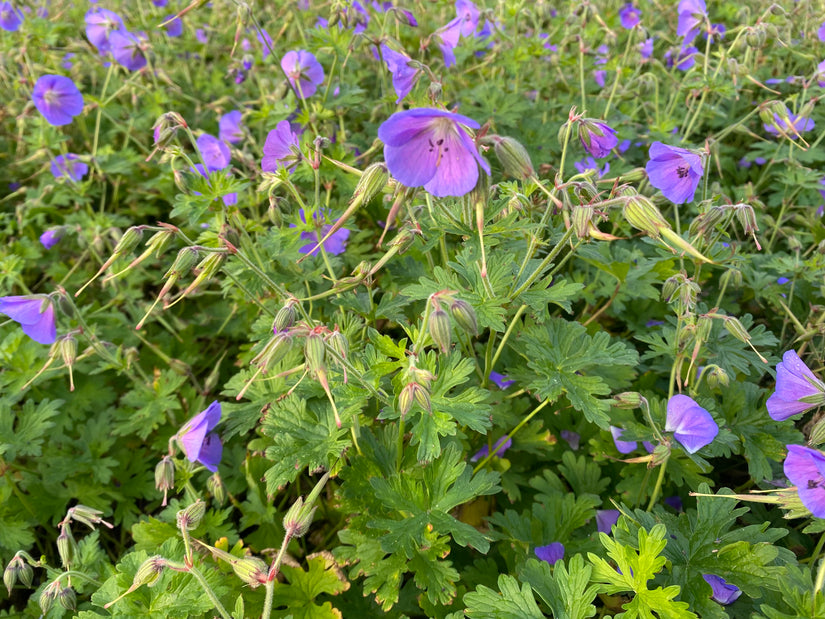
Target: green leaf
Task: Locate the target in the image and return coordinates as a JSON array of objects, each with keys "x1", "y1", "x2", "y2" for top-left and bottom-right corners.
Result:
[
  {"x1": 463, "y1": 574, "x2": 544, "y2": 619},
  {"x1": 0, "y1": 397, "x2": 63, "y2": 460},
  {"x1": 270, "y1": 554, "x2": 349, "y2": 619},
  {"x1": 520, "y1": 555, "x2": 598, "y2": 619}
]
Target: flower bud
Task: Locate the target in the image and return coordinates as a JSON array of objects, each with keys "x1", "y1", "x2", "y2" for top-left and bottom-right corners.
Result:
[
  {"x1": 152, "y1": 112, "x2": 187, "y2": 149},
  {"x1": 485, "y1": 135, "x2": 534, "y2": 180},
  {"x1": 572, "y1": 203, "x2": 595, "y2": 240},
  {"x1": 68, "y1": 504, "x2": 112, "y2": 530},
  {"x1": 115, "y1": 226, "x2": 145, "y2": 258},
  {"x1": 450, "y1": 298, "x2": 478, "y2": 336},
  {"x1": 352, "y1": 162, "x2": 389, "y2": 205},
  {"x1": 177, "y1": 500, "x2": 206, "y2": 531},
  {"x1": 399, "y1": 382, "x2": 431, "y2": 416},
  {"x1": 304, "y1": 331, "x2": 327, "y2": 377},
  {"x1": 719, "y1": 268, "x2": 742, "y2": 289},
  {"x1": 181, "y1": 252, "x2": 225, "y2": 296},
  {"x1": 252, "y1": 332, "x2": 293, "y2": 372},
  {"x1": 58, "y1": 586, "x2": 77, "y2": 611},
  {"x1": 164, "y1": 246, "x2": 201, "y2": 280},
  {"x1": 623, "y1": 195, "x2": 669, "y2": 237},
  {"x1": 704, "y1": 365, "x2": 729, "y2": 390},
  {"x1": 57, "y1": 523, "x2": 76, "y2": 568},
  {"x1": 155, "y1": 456, "x2": 175, "y2": 506},
  {"x1": 387, "y1": 225, "x2": 420, "y2": 253},
  {"x1": 207, "y1": 473, "x2": 227, "y2": 506},
  {"x1": 4, "y1": 556, "x2": 25, "y2": 595},
  {"x1": 134, "y1": 556, "x2": 166, "y2": 588},
  {"x1": 39, "y1": 580, "x2": 61, "y2": 614},
  {"x1": 232, "y1": 556, "x2": 269, "y2": 588},
  {"x1": 274, "y1": 301, "x2": 298, "y2": 333},
  {"x1": 723, "y1": 316, "x2": 751, "y2": 343},
  {"x1": 60, "y1": 335, "x2": 78, "y2": 391},
  {"x1": 428, "y1": 306, "x2": 452, "y2": 353},
  {"x1": 283, "y1": 496, "x2": 318, "y2": 539},
  {"x1": 612, "y1": 392, "x2": 643, "y2": 409},
  {"x1": 650, "y1": 443, "x2": 671, "y2": 467}
]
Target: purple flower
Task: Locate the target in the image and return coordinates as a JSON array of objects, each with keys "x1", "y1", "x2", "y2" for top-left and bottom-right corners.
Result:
[
  {"x1": 262, "y1": 120, "x2": 300, "y2": 173},
  {"x1": 535, "y1": 542, "x2": 564, "y2": 566},
  {"x1": 281, "y1": 50, "x2": 324, "y2": 98},
  {"x1": 380, "y1": 44, "x2": 418, "y2": 103},
  {"x1": 435, "y1": 17, "x2": 462, "y2": 67},
  {"x1": 766, "y1": 350, "x2": 825, "y2": 420},
  {"x1": 109, "y1": 30, "x2": 147, "y2": 71},
  {"x1": 40, "y1": 228, "x2": 64, "y2": 249},
  {"x1": 785, "y1": 445, "x2": 825, "y2": 518},
  {"x1": 574, "y1": 157, "x2": 609, "y2": 178},
  {"x1": 178, "y1": 401, "x2": 223, "y2": 472},
  {"x1": 219, "y1": 111, "x2": 244, "y2": 144},
  {"x1": 665, "y1": 394, "x2": 718, "y2": 454},
  {"x1": 489, "y1": 371, "x2": 514, "y2": 389},
  {"x1": 0, "y1": 295, "x2": 57, "y2": 344},
  {"x1": 50, "y1": 154, "x2": 89, "y2": 182},
  {"x1": 610, "y1": 426, "x2": 637, "y2": 454},
  {"x1": 702, "y1": 574, "x2": 741, "y2": 605},
  {"x1": 295, "y1": 209, "x2": 350, "y2": 256},
  {"x1": 196, "y1": 134, "x2": 231, "y2": 171},
  {"x1": 163, "y1": 14, "x2": 182, "y2": 37},
  {"x1": 579, "y1": 119, "x2": 618, "y2": 158},
  {"x1": 596, "y1": 509, "x2": 620, "y2": 534},
  {"x1": 645, "y1": 142, "x2": 703, "y2": 204},
  {"x1": 61, "y1": 52, "x2": 76, "y2": 70},
  {"x1": 0, "y1": 2, "x2": 23, "y2": 31},
  {"x1": 195, "y1": 28, "x2": 208, "y2": 44},
  {"x1": 639, "y1": 38, "x2": 654, "y2": 59},
  {"x1": 32, "y1": 75, "x2": 84, "y2": 127},
  {"x1": 379, "y1": 108, "x2": 489, "y2": 198},
  {"x1": 84, "y1": 7, "x2": 124, "y2": 54},
  {"x1": 257, "y1": 28, "x2": 273, "y2": 59},
  {"x1": 665, "y1": 45, "x2": 698, "y2": 71},
  {"x1": 593, "y1": 69, "x2": 607, "y2": 87},
  {"x1": 619, "y1": 3, "x2": 641, "y2": 29},
  {"x1": 664, "y1": 495, "x2": 683, "y2": 511},
  {"x1": 560, "y1": 430, "x2": 580, "y2": 450},
  {"x1": 455, "y1": 0, "x2": 480, "y2": 36},
  {"x1": 677, "y1": 0, "x2": 706, "y2": 42},
  {"x1": 764, "y1": 109, "x2": 815, "y2": 140},
  {"x1": 819, "y1": 22, "x2": 825, "y2": 43},
  {"x1": 471, "y1": 436, "x2": 512, "y2": 461}
]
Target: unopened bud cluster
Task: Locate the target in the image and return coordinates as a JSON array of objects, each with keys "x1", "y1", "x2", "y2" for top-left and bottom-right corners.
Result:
[{"x1": 424, "y1": 291, "x2": 479, "y2": 354}]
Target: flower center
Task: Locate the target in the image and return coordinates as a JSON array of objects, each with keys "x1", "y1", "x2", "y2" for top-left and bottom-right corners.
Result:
[
  {"x1": 427, "y1": 118, "x2": 456, "y2": 167},
  {"x1": 676, "y1": 165, "x2": 689, "y2": 178}
]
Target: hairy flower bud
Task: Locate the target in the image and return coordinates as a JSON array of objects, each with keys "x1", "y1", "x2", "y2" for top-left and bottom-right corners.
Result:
[
  {"x1": 164, "y1": 246, "x2": 200, "y2": 280},
  {"x1": 723, "y1": 316, "x2": 751, "y2": 344},
  {"x1": 283, "y1": 496, "x2": 318, "y2": 539},
  {"x1": 704, "y1": 365, "x2": 729, "y2": 390},
  {"x1": 485, "y1": 135, "x2": 534, "y2": 180},
  {"x1": 68, "y1": 504, "x2": 112, "y2": 530},
  {"x1": 304, "y1": 332, "x2": 327, "y2": 377},
  {"x1": 352, "y1": 162, "x2": 389, "y2": 205},
  {"x1": 274, "y1": 301, "x2": 298, "y2": 333},
  {"x1": 58, "y1": 586, "x2": 77, "y2": 611},
  {"x1": 232, "y1": 556, "x2": 269, "y2": 588},
  {"x1": 612, "y1": 392, "x2": 643, "y2": 409},
  {"x1": 133, "y1": 556, "x2": 166, "y2": 588},
  {"x1": 155, "y1": 456, "x2": 175, "y2": 506},
  {"x1": 207, "y1": 473, "x2": 227, "y2": 506},
  {"x1": 399, "y1": 381, "x2": 431, "y2": 416},
  {"x1": 252, "y1": 332, "x2": 293, "y2": 372},
  {"x1": 428, "y1": 306, "x2": 452, "y2": 353},
  {"x1": 57, "y1": 523, "x2": 76, "y2": 568},
  {"x1": 39, "y1": 581, "x2": 61, "y2": 615},
  {"x1": 719, "y1": 268, "x2": 742, "y2": 289},
  {"x1": 115, "y1": 226, "x2": 145, "y2": 258},
  {"x1": 623, "y1": 195, "x2": 669, "y2": 237},
  {"x1": 450, "y1": 298, "x2": 478, "y2": 336},
  {"x1": 3, "y1": 556, "x2": 27, "y2": 595},
  {"x1": 177, "y1": 500, "x2": 206, "y2": 531}
]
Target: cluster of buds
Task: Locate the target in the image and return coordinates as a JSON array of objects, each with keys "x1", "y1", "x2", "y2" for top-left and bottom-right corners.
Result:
[
  {"x1": 4, "y1": 552, "x2": 33, "y2": 595},
  {"x1": 689, "y1": 202, "x2": 760, "y2": 249},
  {"x1": 149, "y1": 111, "x2": 187, "y2": 160},
  {"x1": 398, "y1": 362, "x2": 436, "y2": 417},
  {"x1": 424, "y1": 291, "x2": 479, "y2": 354},
  {"x1": 39, "y1": 579, "x2": 76, "y2": 613},
  {"x1": 662, "y1": 271, "x2": 701, "y2": 315}
]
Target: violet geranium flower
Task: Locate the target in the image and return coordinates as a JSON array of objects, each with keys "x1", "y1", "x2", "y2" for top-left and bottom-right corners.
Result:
[
  {"x1": 676, "y1": 0, "x2": 706, "y2": 42},
  {"x1": 262, "y1": 120, "x2": 301, "y2": 173},
  {"x1": 196, "y1": 134, "x2": 231, "y2": 171},
  {"x1": 50, "y1": 154, "x2": 89, "y2": 182},
  {"x1": 294, "y1": 209, "x2": 350, "y2": 256},
  {"x1": 0, "y1": 2, "x2": 24, "y2": 31},
  {"x1": 470, "y1": 436, "x2": 512, "y2": 461},
  {"x1": 702, "y1": 574, "x2": 741, "y2": 605},
  {"x1": 40, "y1": 228, "x2": 64, "y2": 250},
  {"x1": 379, "y1": 44, "x2": 419, "y2": 103},
  {"x1": 0, "y1": 295, "x2": 57, "y2": 344},
  {"x1": 619, "y1": 3, "x2": 641, "y2": 29},
  {"x1": 784, "y1": 445, "x2": 825, "y2": 518},
  {"x1": 766, "y1": 350, "x2": 825, "y2": 420},
  {"x1": 645, "y1": 142, "x2": 703, "y2": 204},
  {"x1": 763, "y1": 109, "x2": 815, "y2": 140},
  {"x1": 610, "y1": 426, "x2": 637, "y2": 454},
  {"x1": 109, "y1": 30, "x2": 147, "y2": 71},
  {"x1": 219, "y1": 111, "x2": 244, "y2": 144},
  {"x1": 489, "y1": 371, "x2": 514, "y2": 389},
  {"x1": 178, "y1": 401, "x2": 223, "y2": 472},
  {"x1": 377, "y1": 108, "x2": 490, "y2": 198},
  {"x1": 535, "y1": 542, "x2": 564, "y2": 566},
  {"x1": 596, "y1": 509, "x2": 621, "y2": 534},
  {"x1": 665, "y1": 394, "x2": 718, "y2": 454},
  {"x1": 578, "y1": 119, "x2": 618, "y2": 158},
  {"x1": 281, "y1": 50, "x2": 324, "y2": 98},
  {"x1": 32, "y1": 75, "x2": 84, "y2": 127},
  {"x1": 84, "y1": 7, "x2": 124, "y2": 54}
]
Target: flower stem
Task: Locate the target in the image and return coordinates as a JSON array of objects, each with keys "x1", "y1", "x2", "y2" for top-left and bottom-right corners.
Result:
[{"x1": 646, "y1": 454, "x2": 669, "y2": 511}]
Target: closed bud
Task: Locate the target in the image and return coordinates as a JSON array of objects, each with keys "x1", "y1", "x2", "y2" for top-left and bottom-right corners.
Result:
[
  {"x1": 612, "y1": 392, "x2": 643, "y2": 409},
  {"x1": 177, "y1": 500, "x2": 206, "y2": 531},
  {"x1": 274, "y1": 301, "x2": 298, "y2": 333},
  {"x1": 485, "y1": 135, "x2": 534, "y2": 180},
  {"x1": 164, "y1": 246, "x2": 200, "y2": 279},
  {"x1": 17, "y1": 560, "x2": 33, "y2": 588},
  {"x1": 719, "y1": 268, "x2": 742, "y2": 289},
  {"x1": 39, "y1": 580, "x2": 61, "y2": 614},
  {"x1": 114, "y1": 226, "x2": 145, "y2": 257},
  {"x1": 768, "y1": 3, "x2": 786, "y2": 16},
  {"x1": 450, "y1": 298, "x2": 478, "y2": 336},
  {"x1": 232, "y1": 556, "x2": 269, "y2": 588},
  {"x1": 734, "y1": 204, "x2": 758, "y2": 235},
  {"x1": 283, "y1": 496, "x2": 318, "y2": 539},
  {"x1": 352, "y1": 162, "x2": 389, "y2": 205},
  {"x1": 696, "y1": 315, "x2": 713, "y2": 341},
  {"x1": 388, "y1": 225, "x2": 420, "y2": 253},
  {"x1": 155, "y1": 456, "x2": 175, "y2": 505},
  {"x1": 392, "y1": 6, "x2": 418, "y2": 26},
  {"x1": 808, "y1": 415, "x2": 825, "y2": 447},
  {"x1": 572, "y1": 203, "x2": 595, "y2": 240},
  {"x1": 207, "y1": 472, "x2": 227, "y2": 506},
  {"x1": 68, "y1": 504, "x2": 112, "y2": 530},
  {"x1": 304, "y1": 332, "x2": 327, "y2": 376},
  {"x1": 58, "y1": 586, "x2": 76, "y2": 611},
  {"x1": 56, "y1": 523, "x2": 76, "y2": 568},
  {"x1": 704, "y1": 365, "x2": 729, "y2": 390},
  {"x1": 623, "y1": 195, "x2": 669, "y2": 237},
  {"x1": 399, "y1": 382, "x2": 431, "y2": 415},
  {"x1": 4, "y1": 556, "x2": 22, "y2": 595},
  {"x1": 152, "y1": 112, "x2": 187, "y2": 149},
  {"x1": 650, "y1": 443, "x2": 671, "y2": 467},
  {"x1": 745, "y1": 26, "x2": 765, "y2": 48},
  {"x1": 724, "y1": 316, "x2": 751, "y2": 343},
  {"x1": 427, "y1": 306, "x2": 452, "y2": 353},
  {"x1": 252, "y1": 332, "x2": 293, "y2": 372},
  {"x1": 134, "y1": 556, "x2": 166, "y2": 588}
]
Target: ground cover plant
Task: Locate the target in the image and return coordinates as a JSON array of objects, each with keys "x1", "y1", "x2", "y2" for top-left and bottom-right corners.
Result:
[{"x1": 3, "y1": 0, "x2": 825, "y2": 616}]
